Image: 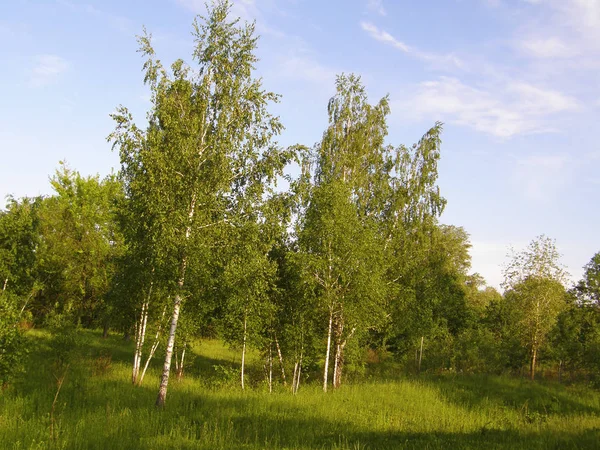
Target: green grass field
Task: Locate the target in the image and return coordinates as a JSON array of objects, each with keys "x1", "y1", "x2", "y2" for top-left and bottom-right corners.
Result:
[{"x1": 1, "y1": 330, "x2": 599, "y2": 449}]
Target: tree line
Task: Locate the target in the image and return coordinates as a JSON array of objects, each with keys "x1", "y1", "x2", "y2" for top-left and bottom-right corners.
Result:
[{"x1": 1, "y1": 1, "x2": 599, "y2": 405}]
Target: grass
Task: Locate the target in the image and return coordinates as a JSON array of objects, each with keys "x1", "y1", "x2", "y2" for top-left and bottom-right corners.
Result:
[{"x1": 1, "y1": 330, "x2": 599, "y2": 449}]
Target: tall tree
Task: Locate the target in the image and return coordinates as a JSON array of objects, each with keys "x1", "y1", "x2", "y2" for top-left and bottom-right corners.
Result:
[
  {"x1": 297, "y1": 74, "x2": 397, "y2": 391},
  {"x1": 35, "y1": 164, "x2": 123, "y2": 326},
  {"x1": 109, "y1": 0, "x2": 289, "y2": 406},
  {"x1": 502, "y1": 235, "x2": 568, "y2": 380}
]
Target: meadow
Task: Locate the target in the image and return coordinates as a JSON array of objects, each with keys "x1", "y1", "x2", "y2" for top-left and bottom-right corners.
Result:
[{"x1": 1, "y1": 330, "x2": 599, "y2": 449}]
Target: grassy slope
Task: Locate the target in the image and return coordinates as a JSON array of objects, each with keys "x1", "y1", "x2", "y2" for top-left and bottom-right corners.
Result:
[{"x1": 1, "y1": 330, "x2": 599, "y2": 449}]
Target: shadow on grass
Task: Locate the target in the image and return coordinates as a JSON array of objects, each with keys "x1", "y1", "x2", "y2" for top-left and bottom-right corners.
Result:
[
  {"x1": 420, "y1": 374, "x2": 600, "y2": 418},
  {"x1": 13, "y1": 376, "x2": 600, "y2": 450},
  {"x1": 9, "y1": 332, "x2": 600, "y2": 449}
]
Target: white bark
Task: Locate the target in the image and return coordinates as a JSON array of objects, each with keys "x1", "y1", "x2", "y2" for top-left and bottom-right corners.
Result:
[
  {"x1": 177, "y1": 342, "x2": 186, "y2": 381},
  {"x1": 156, "y1": 292, "x2": 182, "y2": 407},
  {"x1": 274, "y1": 333, "x2": 286, "y2": 386},
  {"x1": 138, "y1": 306, "x2": 166, "y2": 386},
  {"x1": 418, "y1": 336, "x2": 424, "y2": 373},
  {"x1": 156, "y1": 194, "x2": 196, "y2": 407},
  {"x1": 292, "y1": 362, "x2": 298, "y2": 393},
  {"x1": 323, "y1": 306, "x2": 334, "y2": 392},
  {"x1": 241, "y1": 312, "x2": 247, "y2": 390},
  {"x1": 268, "y1": 342, "x2": 273, "y2": 393},
  {"x1": 293, "y1": 348, "x2": 303, "y2": 395},
  {"x1": 132, "y1": 297, "x2": 149, "y2": 385}
]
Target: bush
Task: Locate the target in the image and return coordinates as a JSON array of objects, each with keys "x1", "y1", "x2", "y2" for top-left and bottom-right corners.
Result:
[{"x1": 0, "y1": 293, "x2": 27, "y2": 388}]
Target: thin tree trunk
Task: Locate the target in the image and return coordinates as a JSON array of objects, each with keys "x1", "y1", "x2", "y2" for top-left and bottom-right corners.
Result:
[
  {"x1": 292, "y1": 339, "x2": 304, "y2": 395},
  {"x1": 323, "y1": 306, "x2": 334, "y2": 392},
  {"x1": 530, "y1": 346, "x2": 537, "y2": 381},
  {"x1": 139, "y1": 339, "x2": 160, "y2": 386},
  {"x1": 333, "y1": 314, "x2": 343, "y2": 389},
  {"x1": 156, "y1": 292, "x2": 183, "y2": 407},
  {"x1": 418, "y1": 336, "x2": 424, "y2": 373},
  {"x1": 132, "y1": 297, "x2": 149, "y2": 385},
  {"x1": 241, "y1": 310, "x2": 247, "y2": 390},
  {"x1": 2, "y1": 278, "x2": 7, "y2": 292},
  {"x1": 138, "y1": 306, "x2": 166, "y2": 386},
  {"x1": 155, "y1": 194, "x2": 196, "y2": 407},
  {"x1": 333, "y1": 340, "x2": 340, "y2": 389},
  {"x1": 274, "y1": 333, "x2": 286, "y2": 386},
  {"x1": 558, "y1": 360, "x2": 562, "y2": 384},
  {"x1": 333, "y1": 341, "x2": 341, "y2": 389},
  {"x1": 177, "y1": 342, "x2": 186, "y2": 381},
  {"x1": 292, "y1": 362, "x2": 298, "y2": 393},
  {"x1": 333, "y1": 326, "x2": 354, "y2": 389},
  {"x1": 295, "y1": 351, "x2": 303, "y2": 394},
  {"x1": 268, "y1": 341, "x2": 273, "y2": 393}
]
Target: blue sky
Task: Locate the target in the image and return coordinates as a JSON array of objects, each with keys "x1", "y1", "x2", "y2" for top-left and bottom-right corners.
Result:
[{"x1": 1, "y1": 0, "x2": 599, "y2": 289}]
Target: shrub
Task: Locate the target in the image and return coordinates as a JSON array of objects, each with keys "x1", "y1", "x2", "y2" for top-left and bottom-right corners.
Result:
[{"x1": 0, "y1": 293, "x2": 27, "y2": 388}]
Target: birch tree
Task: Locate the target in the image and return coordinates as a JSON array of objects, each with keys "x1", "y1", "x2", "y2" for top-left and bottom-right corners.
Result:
[
  {"x1": 502, "y1": 235, "x2": 568, "y2": 380},
  {"x1": 109, "y1": 0, "x2": 287, "y2": 407},
  {"x1": 297, "y1": 75, "x2": 390, "y2": 391}
]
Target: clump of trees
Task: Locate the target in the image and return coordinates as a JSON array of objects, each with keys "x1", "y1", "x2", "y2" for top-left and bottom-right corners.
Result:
[{"x1": 1, "y1": 0, "x2": 599, "y2": 405}]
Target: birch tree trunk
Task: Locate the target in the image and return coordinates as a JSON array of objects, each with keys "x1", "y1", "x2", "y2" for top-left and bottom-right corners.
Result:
[
  {"x1": 530, "y1": 346, "x2": 537, "y2": 381},
  {"x1": 138, "y1": 305, "x2": 166, "y2": 386},
  {"x1": 274, "y1": 333, "x2": 286, "y2": 386},
  {"x1": 295, "y1": 352, "x2": 302, "y2": 394},
  {"x1": 155, "y1": 192, "x2": 195, "y2": 407},
  {"x1": 323, "y1": 306, "x2": 334, "y2": 392},
  {"x1": 418, "y1": 336, "x2": 424, "y2": 373},
  {"x1": 177, "y1": 342, "x2": 186, "y2": 381},
  {"x1": 333, "y1": 324, "x2": 354, "y2": 389},
  {"x1": 132, "y1": 292, "x2": 150, "y2": 385},
  {"x1": 241, "y1": 311, "x2": 247, "y2": 390},
  {"x1": 268, "y1": 342, "x2": 273, "y2": 393},
  {"x1": 292, "y1": 362, "x2": 298, "y2": 393}
]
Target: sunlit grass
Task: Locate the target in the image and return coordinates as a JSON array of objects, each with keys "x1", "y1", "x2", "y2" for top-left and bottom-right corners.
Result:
[{"x1": 0, "y1": 329, "x2": 599, "y2": 449}]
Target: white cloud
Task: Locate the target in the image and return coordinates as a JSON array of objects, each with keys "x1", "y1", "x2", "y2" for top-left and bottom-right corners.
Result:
[
  {"x1": 361, "y1": 21, "x2": 409, "y2": 51},
  {"x1": 518, "y1": 0, "x2": 600, "y2": 56},
  {"x1": 360, "y1": 22, "x2": 464, "y2": 69},
  {"x1": 507, "y1": 82, "x2": 580, "y2": 113},
  {"x1": 175, "y1": 0, "x2": 285, "y2": 37},
  {"x1": 366, "y1": 0, "x2": 386, "y2": 16},
  {"x1": 404, "y1": 76, "x2": 580, "y2": 138},
  {"x1": 277, "y1": 55, "x2": 337, "y2": 85},
  {"x1": 518, "y1": 37, "x2": 574, "y2": 58},
  {"x1": 29, "y1": 55, "x2": 68, "y2": 88},
  {"x1": 561, "y1": 0, "x2": 600, "y2": 34}
]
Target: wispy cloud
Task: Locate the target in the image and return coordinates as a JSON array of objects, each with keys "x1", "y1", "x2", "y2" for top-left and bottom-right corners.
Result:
[
  {"x1": 176, "y1": 0, "x2": 286, "y2": 37},
  {"x1": 366, "y1": 0, "x2": 386, "y2": 16},
  {"x1": 403, "y1": 76, "x2": 580, "y2": 138},
  {"x1": 516, "y1": 0, "x2": 600, "y2": 60},
  {"x1": 517, "y1": 37, "x2": 574, "y2": 58},
  {"x1": 360, "y1": 22, "x2": 464, "y2": 69},
  {"x1": 277, "y1": 54, "x2": 337, "y2": 85},
  {"x1": 29, "y1": 55, "x2": 69, "y2": 88}
]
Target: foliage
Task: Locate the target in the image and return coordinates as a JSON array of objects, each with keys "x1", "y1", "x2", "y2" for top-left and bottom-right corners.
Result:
[{"x1": 0, "y1": 292, "x2": 27, "y2": 388}]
